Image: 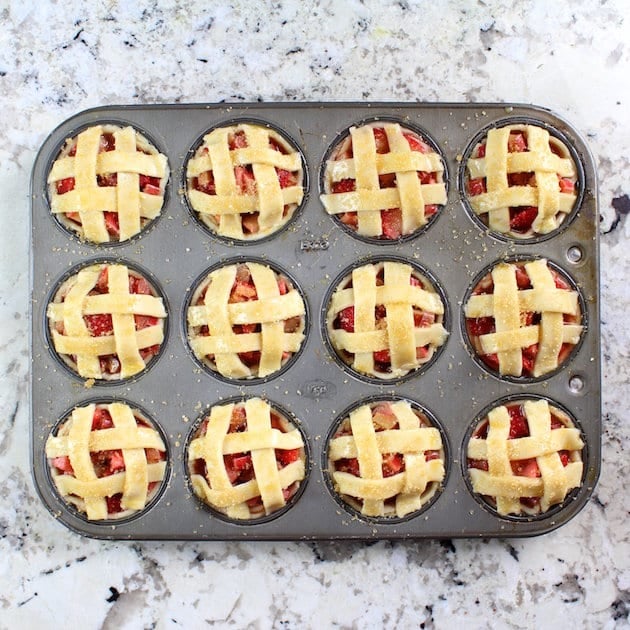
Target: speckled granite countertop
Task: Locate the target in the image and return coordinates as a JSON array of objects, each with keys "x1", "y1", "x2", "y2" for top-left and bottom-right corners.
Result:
[{"x1": 1, "y1": 1, "x2": 628, "y2": 628}]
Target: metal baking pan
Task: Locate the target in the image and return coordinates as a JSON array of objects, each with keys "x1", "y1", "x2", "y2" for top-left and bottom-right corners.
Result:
[{"x1": 30, "y1": 102, "x2": 601, "y2": 540}]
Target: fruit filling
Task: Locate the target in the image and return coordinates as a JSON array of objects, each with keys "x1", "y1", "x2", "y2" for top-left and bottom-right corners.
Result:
[
  {"x1": 46, "y1": 402, "x2": 167, "y2": 520},
  {"x1": 321, "y1": 123, "x2": 447, "y2": 240},
  {"x1": 186, "y1": 124, "x2": 304, "y2": 240},
  {"x1": 188, "y1": 398, "x2": 306, "y2": 520},
  {"x1": 465, "y1": 124, "x2": 578, "y2": 237},
  {"x1": 466, "y1": 399, "x2": 584, "y2": 516},
  {"x1": 464, "y1": 259, "x2": 582, "y2": 378},
  {"x1": 327, "y1": 399, "x2": 445, "y2": 518},
  {"x1": 187, "y1": 262, "x2": 306, "y2": 380}
]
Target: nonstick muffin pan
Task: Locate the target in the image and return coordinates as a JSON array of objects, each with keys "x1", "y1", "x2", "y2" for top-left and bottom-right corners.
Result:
[{"x1": 30, "y1": 102, "x2": 601, "y2": 540}]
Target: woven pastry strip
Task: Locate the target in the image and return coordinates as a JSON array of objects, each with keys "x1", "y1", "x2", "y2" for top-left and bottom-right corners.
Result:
[
  {"x1": 47, "y1": 264, "x2": 166, "y2": 379},
  {"x1": 467, "y1": 399, "x2": 583, "y2": 515},
  {"x1": 188, "y1": 262, "x2": 305, "y2": 379},
  {"x1": 329, "y1": 401, "x2": 444, "y2": 518},
  {"x1": 321, "y1": 123, "x2": 446, "y2": 237},
  {"x1": 48, "y1": 125, "x2": 167, "y2": 243},
  {"x1": 186, "y1": 124, "x2": 304, "y2": 239},
  {"x1": 464, "y1": 259, "x2": 582, "y2": 377},
  {"x1": 189, "y1": 399, "x2": 305, "y2": 519},
  {"x1": 466, "y1": 125, "x2": 577, "y2": 234},
  {"x1": 46, "y1": 403, "x2": 166, "y2": 520}
]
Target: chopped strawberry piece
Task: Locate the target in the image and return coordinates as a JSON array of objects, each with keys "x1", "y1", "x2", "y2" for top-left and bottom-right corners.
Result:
[
  {"x1": 238, "y1": 350, "x2": 261, "y2": 367},
  {"x1": 139, "y1": 175, "x2": 161, "y2": 193},
  {"x1": 339, "y1": 212, "x2": 358, "y2": 228},
  {"x1": 403, "y1": 133, "x2": 431, "y2": 153},
  {"x1": 143, "y1": 184, "x2": 161, "y2": 195},
  {"x1": 511, "y1": 458, "x2": 540, "y2": 477},
  {"x1": 277, "y1": 169, "x2": 296, "y2": 188},
  {"x1": 554, "y1": 274, "x2": 570, "y2": 290},
  {"x1": 139, "y1": 344, "x2": 160, "y2": 362},
  {"x1": 92, "y1": 408, "x2": 114, "y2": 430},
  {"x1": 514, "y1": 266, "x2": 532, "y2": 289},
  {"x1": 418, "y1": 171, "x2": 436, "y2": 185},
  {"x1": 106, "y1": 494, "x2": 122, "y2": 514},
  {"x1": 145, "y1": 448, "x2": 162, "y2": 464},
  {"x1": 378, "y1": 173, "x2": 396, "y2": 188},
  {"x1": 232, "y1": 454, "x2": 253, "y2": 471},
  {"x1": 337, "y1": 458, "x2": 360, "y2": 476},
  {"x1": 241, "y1": 212, "x2": 260, "y2": 234},
  {"x1": 425, "y1": 204, "x2": 438, "y2": 217},
  {"x1": 508, "y1": 407, "x2": 529, "y2": 439},
  {"x1": 522, "y1": 354, "x2": 535, "y2": 374},
  {"x1": 131, "y1": 277, "x2": 151, "y2": 295},
  {"x1": 52, "y1": 456, "x2": 74, "y2": 474},
  {"x1": 85, "y1": 314, "x2": 113, "y2": 337},
  {"x1": 416, "y1": 345, "x2": 429, "y2": 360},
  {"x1": 56, "y1": 177, "x2": 75, "y2": 194},
  {"x1": 104, "y1": 211, "x2": 120, "y2": 236},
  {"x1": 97, "y1": 173, "x2": 118, "y2": 187},
  {"x1": 196, "y1": 171, "x2": 216, "y2": 195},
  {"x1": 508, "y1": 132, "x2": 528, "y2": 153},
  {"x1": 522, "y1": 343, "x2": 538, "y2": 359},
  {"x1": 381, "y1": 208, "x2": 402, "y2": 239},
  {"x1": 231, "y1": 279, "x2": 258, "y2": 302},
  {"x1": 468, "y1": 178, "x2": 486, "y2": 195},
  {"x1": 99, "y1": 355, "x2": 121, "y2": 374},
  {"x1": 246, "y1": 496, "x2": 263, "y2": 508},
  {"x1": 230, "y1": 407, "x2": 247, "y2": 432},
  {"x1": 373, "y1": 128, "x2": 389, "y2": 153},
  {"x1": 476, "y1": 144, "x2": 486, "y2": 158},
  {"x1": 559, "y1": 451, "x2": 570, "y2": 466},
  {"x1": 409, "y1": 275, "x2": 423, "y2": 287},
  {"x1": 372, "y1": 403, "x2": 398, "y2": 430},
  {"x1": 332, "y1": 179, "x2": 356, "y2": 193},
  {"x1": 510, "y1": 206, "x2": 538, "y2": 232},
  {"x1": 414, "y1": 311, "x2": 435, "y2": 327},
  {"x1": 373, "y1": 349, "x2": 391, "y2": 364},
  {"x1": 107, "y1": 450, "x2": 125, "y2": 473},
  {"x1": 234, "y1": 323, "x2": 258, "y2": 335},
  {"x1": 468, "y1": 458, "x2": 489, "y2": 471},
  {"x1": 337, "y1": 306, "x2": 355, "y2": 332},
  {"x1": 468, "y1": 316, "x2": 494, "y2": 336},
  {"x1": 482, "y1": 353, "x2": 500, "y2": 371},
  {"x1": 234, "y1": 166, "x2": 256, "y2": 194},
  {"x1": 277, "y1": 278, "x2": 288, "y2": 295},
  {"x1": 134, "y1": 315, "x2": 158, "y2": 330},
  {"x1": 425, "y1": 450, "x2": 440, "y2": 461},
  {"x1": 100, "y1": 133, "x2": 116, "y2": 152},
  {"x1": 382, "y1": 453, "x2": 404, "y2": 477},
  {"x1": 277, "y1": 448, "x2": 300, "y2": 466},
  {"x1": 559, "y1": 177, "x2": 574, "y2": 193},
  {"x1": 508, "y1": 172, "x2": 535, "y2": 187},
  {"x1": 230, "y1": 130, "x2": 248, "y2": 149}
]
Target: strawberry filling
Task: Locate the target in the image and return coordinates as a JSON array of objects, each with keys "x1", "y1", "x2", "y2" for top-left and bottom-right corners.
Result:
[
  {"x1": 190, "y1": 406, "x2": 303, "y2": 517},
  {"x1": 467, "y1": 130, "x2": 576, "y2": 234},
  {"x1": 51, "y1": 407, "x2": 166, "y2": 517},
  {"x1": 465, "y1": 263, "x2": 580, "y2": 377},
  {"x1": 55, "y1": 132, "x2": 163, "y2": 237},
  {"x1": 54, "y1": 267, "x2": 162, "y2": 376},
  {"x1": 196, "y1": 265, "x2": 300, "y2": 372},
  {"x1": 468, "y1": 403, "x2": 574, "y2": 511},
  {"x1": 332, "y1": 270, "x2": 434, "y2": 374},
  {"x1": 191, "y1": 130, "x2": 298, "y2": 236},
  {"x1": 331, "y1": 127, "x2": 440, "y2": 239}
]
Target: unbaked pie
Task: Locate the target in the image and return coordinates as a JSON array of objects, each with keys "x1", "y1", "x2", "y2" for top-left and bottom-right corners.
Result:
[
  {"x1": 185, "y1": 122, "x2": 304, "y2": 240},
  {"x1": 464, "y1": 258, "x2": 583, "y2": 378},
  {"x1": 46, "y1": 401, "x2": 168, "y2": 520},
  {"x1": 187, "y1": 261, "x2": 306, "y2": 380},
  {"x1": 464, "y1": 123, "x2": 578, "y2": 237},
  {"x1": 466, "y1": 398, "x2": 584, "y2": 516},
  {"x1": 320, "y1": 121, "x2": 447, "y2": 240},
  {"x1": 187, "y1": 397, "x2": 307, "y2": 520},
  {"x1": 326, "y1": 398, "x2": 445, "y2": 519},
  {"x1": 47, "y1": 262, "x2": 167, "y2": 381},
  {"x1": 47, "y1": 124, "x2": 168, "y2": 243},
  {"x1": 325, "y1": 259, "x2": 448, "y2": 379}
]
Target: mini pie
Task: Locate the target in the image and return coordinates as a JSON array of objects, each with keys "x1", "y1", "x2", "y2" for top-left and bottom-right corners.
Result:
[
  {"x1": 465, "y1": 123, "x2": 578, "y2": 237},
  {"x1": 320, "y1": 122, "x2": 447, "y2": 240},
  {"x1": 187, "y1": 261, "x2": 306, "y2": 380},
  {"x1": 464, "y1": 258, "x2": 583, "y2": 378},
  {"x1": 46, "y1": 402, "x2": 168, "y2": 520},
  {"x1": 47, "y1": 124, "x2": 169, "y2": 243},
  {"x1": 326, "y1": 260, "x2": 448, "y2": 379},
  {"x1": 327, "y1": 399, "x2": 445, "y2": 518},
  {"x1": 187, "y1": 398, "x2": 307, "y2": 520},
  {"x1": 47, "y1": 262, "x2": 167, "y2": 381},
  {"x1": 467, "y1": 398, "x2": 584, "y2": 516},
  {"x1": 186, "y1": 123, "x2": 304, "y2": 240}
]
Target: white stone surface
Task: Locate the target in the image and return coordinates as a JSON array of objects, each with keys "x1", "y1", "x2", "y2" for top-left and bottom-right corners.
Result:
[{"x1": 1, "y1": 0, "x2": 628, "y2": 627}]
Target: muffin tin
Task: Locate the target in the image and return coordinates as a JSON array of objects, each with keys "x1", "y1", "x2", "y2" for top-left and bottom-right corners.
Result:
[{"x1": 30, "y1": 103, "x2": 601, "y2": 540}]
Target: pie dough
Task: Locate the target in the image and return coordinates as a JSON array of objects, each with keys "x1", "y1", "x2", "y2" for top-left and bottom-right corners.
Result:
[
  {"x1": 47, "y1": 262, "x2": 167, "y2": 381},
  {"x1": 327, "y1": 399, "x2": 445, "y2": 518},
  {"x1": 47, "y1": 124, "x2": 169, "y2": 243},
  {"x1": 187, "y1": 398, "x2": 307, "y2": 520},
  {"x1": 464, "y1": 258, "x2": 583, "y2": 378},
  {"x1": 465, "y1": 123, "x2": 578, "y2": 237},
  {"x1": 325, "y1": 260, "x2": 448, "y2": 379},
  {"x1": 186, "y1": 123, "x2": 304, "y2": 240},
  {"x1": 187, "y1": 261, "x2": 306, "y2": 380},
  {"x1": 467, "y1": 398, "x2": 584, "y2": 516},
  {"x1": 46, "y1": 402, "x2": 167, "y2": 521},
  {"x1": 320, "y1": 122, "x2": 447, "y2": 239}
]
